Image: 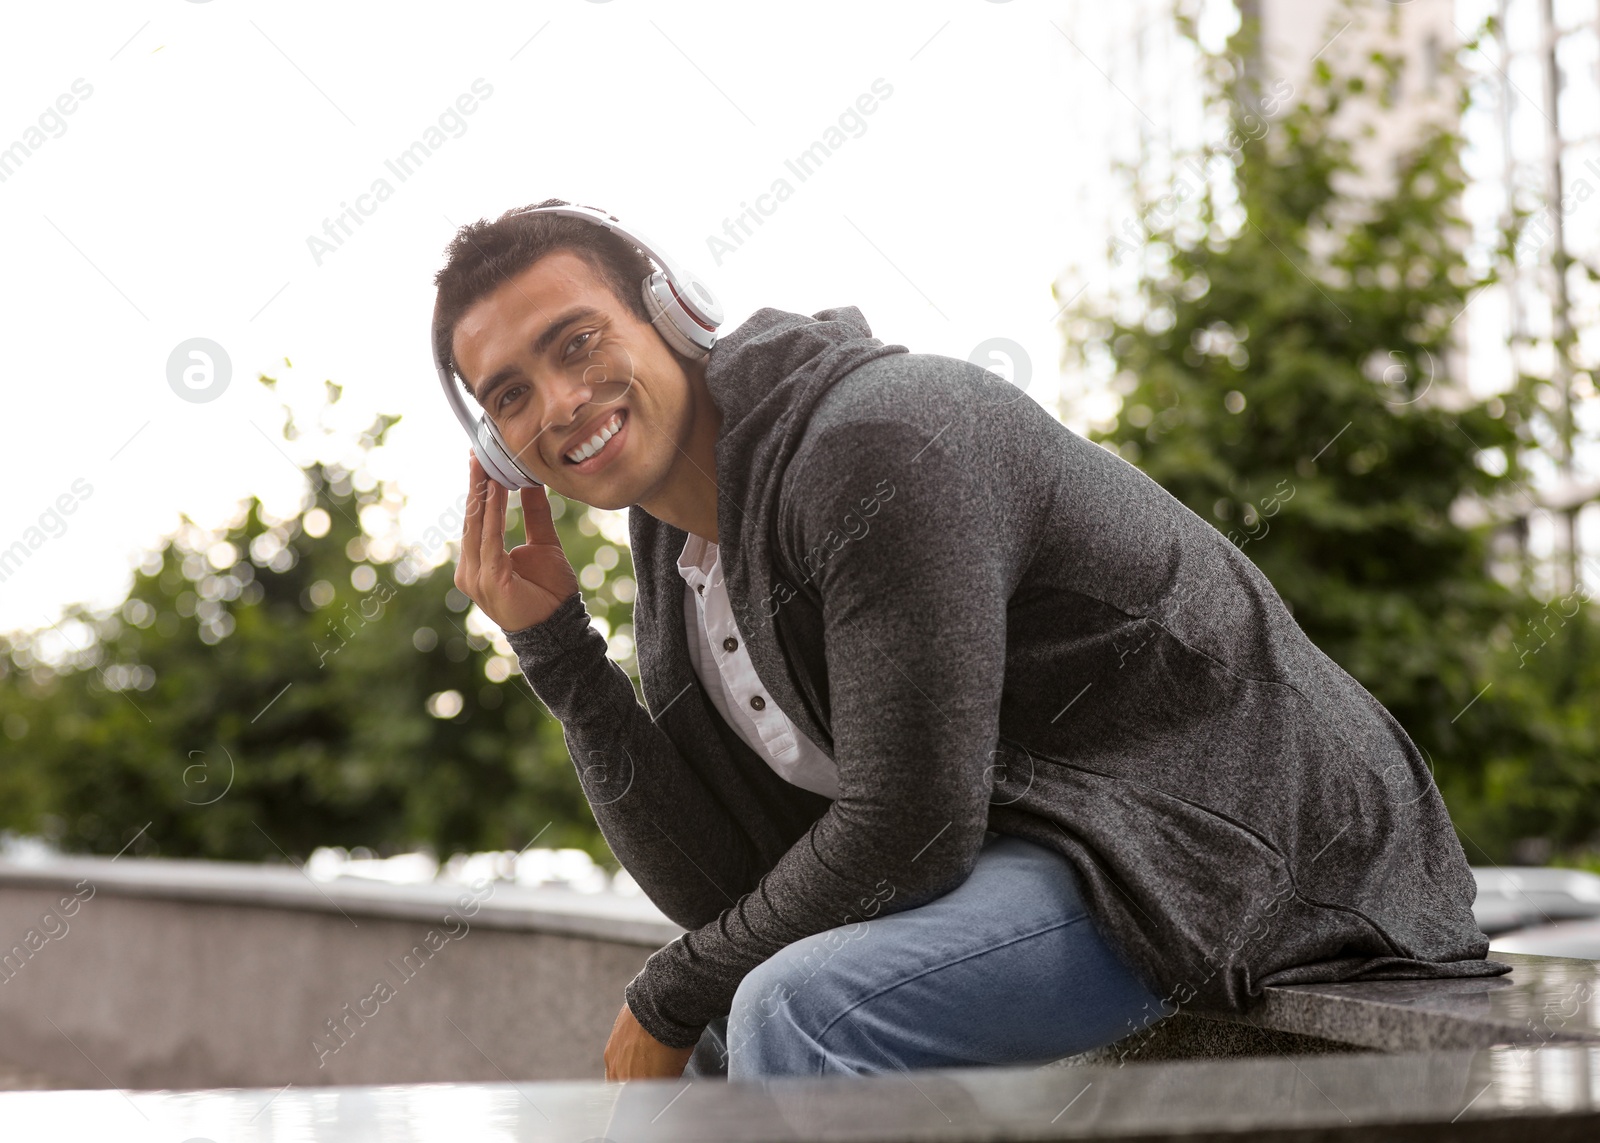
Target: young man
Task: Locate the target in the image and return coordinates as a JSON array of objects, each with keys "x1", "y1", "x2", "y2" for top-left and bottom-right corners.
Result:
[{"x1": 441, "y1": 199, "x2": 1507, "y2": 1083}]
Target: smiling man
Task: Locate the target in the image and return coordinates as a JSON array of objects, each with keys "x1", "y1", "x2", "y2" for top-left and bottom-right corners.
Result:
[{"x1": 438, "y1": 199, "x2": 1508, "y2": 1083}]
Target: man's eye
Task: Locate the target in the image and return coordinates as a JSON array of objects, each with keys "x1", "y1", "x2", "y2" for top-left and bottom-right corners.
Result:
[
  {"x1": 497, "y1": 384, "x2": 525, "y2": 411},
  {"x1": 565, "y1": 331, "x2": 593, "y2": 357}
]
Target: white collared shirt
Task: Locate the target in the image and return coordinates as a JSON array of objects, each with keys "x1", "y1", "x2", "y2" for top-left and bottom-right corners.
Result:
[{"x1": 676, "y1": 533, "x2": 841, "y2": 800}]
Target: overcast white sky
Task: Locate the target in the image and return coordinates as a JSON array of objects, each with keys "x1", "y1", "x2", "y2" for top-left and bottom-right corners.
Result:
[
  {"x1": 10, "y1": 0, "x2": 1586, "y2": 640},
  {"x1": 4, "y1": 0, "x2": 1210, "y2": 635}
]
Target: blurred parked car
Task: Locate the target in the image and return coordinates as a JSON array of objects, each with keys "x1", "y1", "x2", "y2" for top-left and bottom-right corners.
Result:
[
  {"x1": 1472, "y1": 865, "x2": 1600, "y2": 961},
  {"x1": 1489, "y1": 919, "x2": 1600, "y2": 960}
]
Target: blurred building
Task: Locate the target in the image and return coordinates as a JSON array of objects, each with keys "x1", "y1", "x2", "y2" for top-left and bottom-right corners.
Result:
[
  {"x1": 1243, "y1": 0, "x2": 1461, "y2": 177},
  {"x1": 1473, "y1": 0, "x2": 1600, "y2": 598}
]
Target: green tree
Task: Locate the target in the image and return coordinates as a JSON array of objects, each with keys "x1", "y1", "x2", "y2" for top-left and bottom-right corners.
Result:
[
  {"x1": 1062, "y1": 12, "x2": 1599, "y2": 863},
  {"x1": 0, "y1": 374, "x2": 638, "y2": 865}
]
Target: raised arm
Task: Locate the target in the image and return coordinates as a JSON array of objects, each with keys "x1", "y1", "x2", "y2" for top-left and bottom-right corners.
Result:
[
  {"x1": 456, "y1": 454, "x2": 758, "y2": 930},
  {"x1": 619, "y1": 417, "x2": 1014, "y2": 1047}
]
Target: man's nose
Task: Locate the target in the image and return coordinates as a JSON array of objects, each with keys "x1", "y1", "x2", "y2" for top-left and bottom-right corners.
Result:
[{"x1": 544, "y1": 371, "x2": 599, "y2": 433}]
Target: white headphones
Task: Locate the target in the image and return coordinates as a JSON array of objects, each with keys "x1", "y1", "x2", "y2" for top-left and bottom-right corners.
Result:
[{"x1": 432, "y1": 203, "x2": 724, "y2": 489}]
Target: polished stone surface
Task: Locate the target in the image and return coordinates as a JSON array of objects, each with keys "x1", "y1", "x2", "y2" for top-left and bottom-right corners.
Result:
[
  {"x1": 1053, "y1": 952, "x2": 1600, "y2": 1066},
  {"x1": 1043, "y1": 947, "x2": 1593, "y2": 1062},
  {"x1": 1050, "y1": 1012, "x2": 1380, "y2": 1066},
  {"x1": 1221, "y1": 952, "x2": 1600, "y2": 1052},
  {"x1": 1, "y1": 1046, "x2": 1597, "y2": 1140}
]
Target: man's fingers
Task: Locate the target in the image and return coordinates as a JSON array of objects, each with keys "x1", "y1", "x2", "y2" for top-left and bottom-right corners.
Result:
[
  {"x1": 519, "y1": 485, "x2": 560, "y2": 548},
  {"x1": 480, "y1": 468, "x2": 510, "y2": 573},
  {"x1": 459, "y1": 452, "x2": 487, "y2": 579}
]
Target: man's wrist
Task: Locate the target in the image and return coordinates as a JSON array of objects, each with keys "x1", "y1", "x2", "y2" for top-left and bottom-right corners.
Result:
[
  {"x1": 623, "y1": 970, "x2": 707, "y2": 1051},
  {"x1": 501, "y1": 591, "x2": 603, "y2": 718},
  {"x1": 503, "y1": 590, "x2": 589, "y2": 662}
]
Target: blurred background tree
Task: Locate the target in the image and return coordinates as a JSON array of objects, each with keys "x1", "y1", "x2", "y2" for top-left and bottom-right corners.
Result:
[
  {"x1": 1062, "y1": 13, "x2": 1599, "y2": 866},
  {"x1": 0, "y1": 371, "x2": 636, "y2": 865}
]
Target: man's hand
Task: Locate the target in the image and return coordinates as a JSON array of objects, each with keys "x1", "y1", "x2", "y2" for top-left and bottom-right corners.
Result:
[
  {"x1": 454, "y1": 452, "x2": 581, "y2": 632},
  {"x1": 603, "y1": 1001, "x2": 696, "y2": 1081}
]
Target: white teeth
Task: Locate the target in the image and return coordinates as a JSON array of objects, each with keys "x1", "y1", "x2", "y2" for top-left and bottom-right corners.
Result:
[{"x1": 566, "y1": 413, "x2": 623, "y2": 464}]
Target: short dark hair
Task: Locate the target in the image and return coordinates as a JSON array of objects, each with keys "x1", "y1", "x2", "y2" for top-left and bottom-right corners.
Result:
[{"x1": 431, "y1": 197, "x2": 660, "y2": 398}]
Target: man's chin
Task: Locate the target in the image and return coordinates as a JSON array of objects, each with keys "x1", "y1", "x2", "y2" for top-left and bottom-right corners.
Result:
[
  {"x1": 553, "y1": 479, "x2": 635, "y2": 513},
  {"x1": 570, "y1": 495, "x2": 631, "y2": 512}
]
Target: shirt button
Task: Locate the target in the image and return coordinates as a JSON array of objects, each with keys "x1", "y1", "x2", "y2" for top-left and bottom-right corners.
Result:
[
  {"x1": 723, "y1": 636, "x2": 738, "y2": 652},
  {"x1": 749, "y1": 695, "x2": 766, "y2": 711},
  {"x1": 696, "y1": 584, "x2": 704, "y2": 594}
]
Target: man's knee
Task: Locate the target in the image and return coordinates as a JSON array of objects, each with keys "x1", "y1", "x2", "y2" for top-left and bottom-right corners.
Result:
[
  {"x1": 726, "y1": 924, "x2": 867, "y2": 1055},
  {"x1": 726, "y1": 943, "x2": 808, "y2": 1044}
]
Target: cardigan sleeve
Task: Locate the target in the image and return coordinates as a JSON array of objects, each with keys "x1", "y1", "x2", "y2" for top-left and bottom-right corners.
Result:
[
  {"x1": 620, "y1": 417, "x2": 1012, "y2": 1048},
  {"x1": 504, "y1": 591, "x2": 760, "y2": 935}
]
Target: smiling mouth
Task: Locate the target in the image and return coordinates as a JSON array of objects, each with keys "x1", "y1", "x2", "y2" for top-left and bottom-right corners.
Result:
[{"x1": 562, "y1": 409, "x2": 627, "y2": 469}]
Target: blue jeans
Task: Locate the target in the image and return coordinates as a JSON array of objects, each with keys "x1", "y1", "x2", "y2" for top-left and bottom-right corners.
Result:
[{"x1": 682, "y1": 831, "x2": 1163, "y2": 1080}]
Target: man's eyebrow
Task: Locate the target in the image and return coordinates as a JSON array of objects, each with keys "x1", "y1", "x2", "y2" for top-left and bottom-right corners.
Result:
[
  {"x1": 533, "y1": 305, "x2": 605, "y2": 356},
  {"x1": 470, "y1": 306, "x2": 606, "y2": 405}
]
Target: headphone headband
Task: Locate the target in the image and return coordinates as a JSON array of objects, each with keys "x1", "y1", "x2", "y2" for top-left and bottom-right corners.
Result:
[
  {"x1": 432, "y1": 204, "x2": 723, "y2": 490},
  {"x1": 504, "y1": 204, "x2": 723, "y2": 332}
]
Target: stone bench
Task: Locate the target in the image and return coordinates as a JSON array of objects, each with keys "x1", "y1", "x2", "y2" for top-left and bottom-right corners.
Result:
[{"x1": 3, "y1": 855, "x2": 1598, "y2": 1138}]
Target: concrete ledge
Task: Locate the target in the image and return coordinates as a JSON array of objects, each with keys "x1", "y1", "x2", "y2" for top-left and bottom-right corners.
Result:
[
  {"x1": 0, "y1": 855, "x2": 682, "y2": 1088},
  {"x1": 0, "y1": 855, "x2": 684, "y2": 947}
]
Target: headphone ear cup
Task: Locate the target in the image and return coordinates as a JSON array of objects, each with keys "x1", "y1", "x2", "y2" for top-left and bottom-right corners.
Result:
[
  {"x1": 476, "y1": 419, "x2": 541, "y2": 489},
  {"x1": 641, "y1": 273, "x2": 712, "y2": 361}
]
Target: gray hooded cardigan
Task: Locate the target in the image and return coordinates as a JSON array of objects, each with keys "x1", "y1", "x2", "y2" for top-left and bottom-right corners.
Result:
[{"x1": 506, "y1": 305, "x2": 1508, "y2": 1051}]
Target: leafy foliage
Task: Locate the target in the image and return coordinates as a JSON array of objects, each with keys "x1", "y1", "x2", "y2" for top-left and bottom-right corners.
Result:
[
  {"x1": 0, "y1": 383, "x2": 636, "y2": 864},
  {"x1": 1062, "y1": 14, "x2": 1600, "y2": 862}
]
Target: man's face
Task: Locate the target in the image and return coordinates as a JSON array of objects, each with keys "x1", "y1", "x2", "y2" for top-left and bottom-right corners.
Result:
[{"x1": 451, "y1": 249, "x2": 695, "y2": 509}]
